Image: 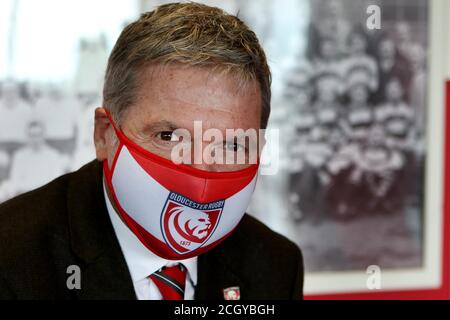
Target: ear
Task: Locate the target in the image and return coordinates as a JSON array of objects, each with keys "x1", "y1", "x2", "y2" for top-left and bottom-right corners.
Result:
[{"x1": 94, "y1": 107, "x2": 113, "y2": 161}]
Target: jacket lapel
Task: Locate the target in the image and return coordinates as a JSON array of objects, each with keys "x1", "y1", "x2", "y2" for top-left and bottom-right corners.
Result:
[
  {"x1": 195, "y1": 228, "x2": 250, "y2": 300},
  {"x1": 66, "y1": 160, "x2": 136, "y2": 299}
]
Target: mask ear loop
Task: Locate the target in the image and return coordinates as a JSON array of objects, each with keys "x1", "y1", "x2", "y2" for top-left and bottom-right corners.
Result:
[{"x1": 103, "y1": 110, "x2": 125, "y2": 175}]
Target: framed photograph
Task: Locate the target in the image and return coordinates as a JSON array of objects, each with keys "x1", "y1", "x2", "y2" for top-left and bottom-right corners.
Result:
[{"x1": 249, "y1": 0, "x2": 449, "y2": 298}]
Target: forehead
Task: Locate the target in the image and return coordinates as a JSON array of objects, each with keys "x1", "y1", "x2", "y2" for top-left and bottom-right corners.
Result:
[{"x1": 128, "y1": 64, "x2": 262, "y2": 131}]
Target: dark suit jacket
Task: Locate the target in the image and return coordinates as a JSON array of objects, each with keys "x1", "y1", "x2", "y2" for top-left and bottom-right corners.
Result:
[{"x1": 0, "y1": 160, "x2": 304, "y2": 300}]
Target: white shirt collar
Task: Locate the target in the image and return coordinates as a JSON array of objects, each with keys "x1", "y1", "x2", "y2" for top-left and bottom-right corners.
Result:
[{"x1": 103, "y1": 182, "x2": 198, "y2": 285}]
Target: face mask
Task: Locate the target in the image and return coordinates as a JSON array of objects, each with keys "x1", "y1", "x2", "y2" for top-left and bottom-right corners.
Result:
[{"x1": 103, "y1": 112, "x2": 259, "y2": 260}]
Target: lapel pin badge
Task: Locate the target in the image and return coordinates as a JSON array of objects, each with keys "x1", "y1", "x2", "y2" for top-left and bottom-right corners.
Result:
[{"x1": 223, "y1": 286, "x2": 240, "y2": 300}]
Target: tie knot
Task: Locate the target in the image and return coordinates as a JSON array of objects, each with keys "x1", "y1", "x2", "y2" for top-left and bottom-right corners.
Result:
[{"x1": 150, "y1": 264, "x2": 187, "y2": 300}]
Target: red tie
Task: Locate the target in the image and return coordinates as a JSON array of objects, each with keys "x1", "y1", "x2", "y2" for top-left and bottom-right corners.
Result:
[{"x1": 149, "y1": 264, "x2": 187, "y2": 300}]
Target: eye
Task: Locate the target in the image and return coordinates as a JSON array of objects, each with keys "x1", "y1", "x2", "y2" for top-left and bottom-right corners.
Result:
[
  {"x1": 157, "y1": 131, "x2": 180, "y2": 142},
  {"x1": 225, "y1": 141, "x2": 245, "y2": 153}
]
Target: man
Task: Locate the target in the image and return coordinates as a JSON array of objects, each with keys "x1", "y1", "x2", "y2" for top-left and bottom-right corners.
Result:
[
  {"x1": 0, "y1": 2, "x2": 303, "y2": 300},
  {"x1": 3, "y1": 120, "x2": 70, "y2": 199},
  {"x1": 0, "y1": 80, "x2": 33, "y2": 145}
]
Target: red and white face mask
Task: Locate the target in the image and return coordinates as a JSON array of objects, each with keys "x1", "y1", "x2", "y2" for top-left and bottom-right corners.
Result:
[{"x1": 103, "y1": 113, "x2": 259, "y2": 260}]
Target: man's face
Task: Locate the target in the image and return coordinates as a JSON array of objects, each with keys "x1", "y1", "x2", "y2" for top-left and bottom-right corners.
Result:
[
  {"x1": 349, "y1": 33, "x2": 367, "y2": 55},
  {"x1": 320, "y1": 40, "x2": 337, "y2": 60},
  {"x1": 386, "y1": 79, "x2": 403, "y2": 102},
  {"x1": 28, "y1": 123, "x2": 46, "y2": 151},
  {"x1": 349, "y1": 84, "x2": 369, "y2": 105},
  {"x1": 379, "y1": 39, "x2": 395, "y2": 60},
  {"x1": 95, "y1": 64, "x2": 262, "y2": 172}
]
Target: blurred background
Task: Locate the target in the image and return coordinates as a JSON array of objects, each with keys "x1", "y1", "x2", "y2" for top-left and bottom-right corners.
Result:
[{"x1": 0, "y1": 0, "x2": 441, "y2": 295}]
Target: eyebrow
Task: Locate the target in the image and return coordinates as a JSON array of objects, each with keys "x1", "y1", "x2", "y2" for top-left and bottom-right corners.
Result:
[{"x1": 141, "y1": 120, "x2": 181, "y2": 134}]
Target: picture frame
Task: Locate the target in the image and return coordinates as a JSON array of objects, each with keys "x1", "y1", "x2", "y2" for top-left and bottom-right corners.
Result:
[{"x1": 301, "y1": 0, "x2": 449, "y2": 299}]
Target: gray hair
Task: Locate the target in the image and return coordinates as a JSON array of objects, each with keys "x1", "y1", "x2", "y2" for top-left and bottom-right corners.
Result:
[{"x1": 103, "y1": 2, "x2": 271, "y2": 128}]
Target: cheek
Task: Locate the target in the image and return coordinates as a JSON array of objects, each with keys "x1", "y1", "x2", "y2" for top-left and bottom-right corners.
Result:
[{"x1": 106, "y1": 132, "x2": 121, "y2": 168}]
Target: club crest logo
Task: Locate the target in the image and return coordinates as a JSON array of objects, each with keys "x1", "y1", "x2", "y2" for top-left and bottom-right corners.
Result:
[
  {"x1": 161, "y1": 192, "x2": 225, "y2": 255},
  {"x1": 223, "y1": 286, "x2": 241, "y2": 300}
]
